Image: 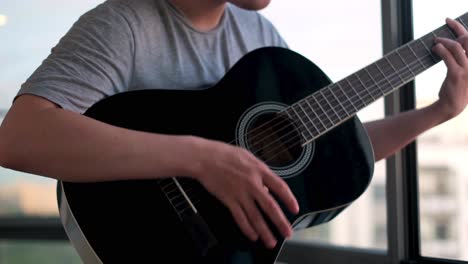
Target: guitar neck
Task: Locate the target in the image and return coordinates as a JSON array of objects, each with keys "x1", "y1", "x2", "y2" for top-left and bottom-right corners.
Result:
[{"x1": 284, "y1": 12, "x2": 468, "y2": 144}]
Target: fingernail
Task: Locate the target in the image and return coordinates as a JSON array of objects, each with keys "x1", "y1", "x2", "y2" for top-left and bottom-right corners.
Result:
[{"x1": 270, "y1": 240, "x2": 277, "y2": 248}]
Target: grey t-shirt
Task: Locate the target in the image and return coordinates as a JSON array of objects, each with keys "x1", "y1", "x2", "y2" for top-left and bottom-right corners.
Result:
[{"x1": 16, "y1": 0, "x2": 288, "y2": 114}]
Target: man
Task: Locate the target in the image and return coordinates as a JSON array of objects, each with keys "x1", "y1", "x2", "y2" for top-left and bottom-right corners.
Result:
[{"x1": 0, "y1": 0, "x2": 467, "y2": 250}]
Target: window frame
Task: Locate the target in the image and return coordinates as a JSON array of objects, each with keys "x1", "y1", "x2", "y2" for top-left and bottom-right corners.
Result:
[
  {"x1": 281, "y1": 1, "x2": 468, "y2": 264},
  {"x1": 0, "y1": 217, "x2": 66, "y2": 240}
]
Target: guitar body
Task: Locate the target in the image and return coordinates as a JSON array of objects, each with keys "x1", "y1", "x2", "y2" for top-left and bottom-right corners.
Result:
[{"x1": 58, "y1": 47, "x2": 374, "y2": 263}]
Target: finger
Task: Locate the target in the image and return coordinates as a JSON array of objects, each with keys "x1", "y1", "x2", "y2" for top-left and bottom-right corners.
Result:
[
  {"x1": 433, "y1": 40, "x2": 465, "y2": 68},
  {"x1": 457, "y1": 34, "x2": 468, "y2": 53},
  {"x1": 446, "y1": 17, "x2": 467, "y2": 37},
  {"x1": 228, "y1": 201, "x2": 258, "y2": 241},
  {"x1": 241, "y1": 195, "x2": 277, "y2": 248},
  {"x1": 435, "y1": 38, "x2": 467, "y2": 66},
  {"x1": 253, "y1": 185, "x2": 293, "y2": 240},
  {"x1": 436, "y1": 37, "x2": 467, "y2": 66},
  {"x1": 261, "y1": 166, "x2": 299, "y2": 214}
]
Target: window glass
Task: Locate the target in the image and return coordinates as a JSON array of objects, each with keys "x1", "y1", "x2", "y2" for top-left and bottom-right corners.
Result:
[
  {"x1": 0, "y1": 1, "x2": 105, "y2": 217},
  {"x1": 261, "y1": 0, "x2": 387, "y2": 250},
  {"x1": 412, "y1": 0, "x2": 468, "y2": 261}
]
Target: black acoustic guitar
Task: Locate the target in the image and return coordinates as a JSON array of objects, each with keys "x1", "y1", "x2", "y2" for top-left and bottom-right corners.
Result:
[{"x1": 57, "y1": 13, "x2": 467, "y2": 264}]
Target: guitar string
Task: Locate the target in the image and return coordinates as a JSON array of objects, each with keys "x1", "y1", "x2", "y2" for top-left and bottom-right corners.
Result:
[
  {"x1": 245, "y1": 15, "x2": 468, "y2": 146},
  {"x1": 247, "y1": 47, "x2": 436, "y2": 157},
  {"x1": 231, "y1": 20, "x2": 461, "y2": 149},
  {"x1": 251, "y1": 52, "x2": 434, "y2": 164},
  {"x1": 244, "y1": 23, "x2": 458, "y2": 154},
  {"x1": 168, "y1": 51, "x2": 436, "y2": 211},
  {"x1": 164, "y1": 39, "x2": 441, "y2": 211},
  {"x1": 163, "y1": 18, "x2": 466, "y2": 213}
]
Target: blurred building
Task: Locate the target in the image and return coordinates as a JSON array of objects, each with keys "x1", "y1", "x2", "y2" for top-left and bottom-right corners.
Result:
[{"x1": 291, "y1": 102, "x2": 468, "y2": 260}]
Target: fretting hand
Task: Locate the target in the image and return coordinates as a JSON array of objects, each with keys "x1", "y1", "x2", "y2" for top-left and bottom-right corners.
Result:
[{"x1": 431, "y1": 18, "x2": 468, "y2": 119}]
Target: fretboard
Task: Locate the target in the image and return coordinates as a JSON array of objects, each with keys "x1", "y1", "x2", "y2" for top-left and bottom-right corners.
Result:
[{"x1": 285, "y1": 12, "x2": 468, "y2": 144}]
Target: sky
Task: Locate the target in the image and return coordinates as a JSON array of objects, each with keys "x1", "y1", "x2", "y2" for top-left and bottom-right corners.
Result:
[{"x1": 0, "y1": 0, "x2": 467, "y2": 184}]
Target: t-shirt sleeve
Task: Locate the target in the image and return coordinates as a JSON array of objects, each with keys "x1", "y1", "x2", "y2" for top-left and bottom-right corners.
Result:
[{"x1": 14, "y1": 2, "x2": 135, "y2": 114}]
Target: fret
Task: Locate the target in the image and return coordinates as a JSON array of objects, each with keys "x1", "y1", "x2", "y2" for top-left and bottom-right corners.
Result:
[
  {"x1": 408, "y1": 43, "x2": 426, "y2": 70},
  {"x1": 398, "y1": 45, "x2": 422, "y2": 74},
  {"x1": 304, "y1": 98, "x2": 327, "y2": 131},
  {"x1": 296, "y1": 103, "x2": 317, "y2": 138},
  {"x1": 356, "y1": 69, "x2": 380, "y2": 99},
  {"x1": 336, "y1": 82, "x2": 358, "y2": 112},
  {"x1": 286, "y1": 107, "x2": 309, "y2": 140},
  {"x1": 384, "y1": 56, "x2": 405, "y2": 86},
  {"x1": 344, "y1": 78, "x2": 367, "y2": 108},
  {"x1": 445, "y1": 25, "x2": 457, "y2": 39},
  {"x1": 458, "y1": 17, "x2": 468, "y2": 29},
  {"x1": 395, "y1": 49, "x2": 415, "y2": 78},
  {"x1": 387, "y1": 50, "x2": 412, "y2": 84},
  {"x1": 311, "y1": 94, "x2": 334, "y2": 125},
  {"x1": 433, "y1": 28, "x2": 453, "y2": 40},
  {"x1": 354, "y1": 73, "x2": 375, "y2": 101},
  {"x1": 417, "y1": 37, "x2": 438, "y2": 63},
  {"x1": 320, "y1": 89, "x2": 341, "y2": 117},
  {"x1": 366, "y1": 63, "x2": 392, "y2": 94},
  {"x1": 412, "y1": 38, "x2": 438, "y2": 69},
  {"x1": 298, "y1": 101, "x2": 321, "y2": 133},
  {"x1": 284, "y1": 108, "x2": 295, "y2": 122},
  {"x1": 421, "y1": 32, "x2": 437, "y2": 52},
  {"x1": 379, "y1": 58, "x2": 404, "y2": 89},
  {"x1": 285, "y1": 108, "x2": 309, "y2": 140},
  {"x1": 373, "y1": 61, "x2": 395, "y2": 94},
  {"x1": 318, "y1": 90, "x2": 341, "y2": 121},
  {"x1": 336, "y1": 82, "x2": 358, "y2": 113},
  {"x1": 324, "y1": 86, "x2": 349, "y2": 116},
  {"x1": 434, "y1": 27, "x2": 447, "y2": 38}
]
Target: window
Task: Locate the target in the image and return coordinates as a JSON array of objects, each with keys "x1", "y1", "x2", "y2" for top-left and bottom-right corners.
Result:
[
  {"x1": 413, "y1": 0, "x2": 468, "y2": 261},
  {"x1": 0, "y1": 0, "x2": 105, "y2": 261},
  {"x1": 1, "y1": 0, "x2": 105, "y2": 217},
  {"x1": 261, "y1": 0, "x2": 387, "y2": 250}
]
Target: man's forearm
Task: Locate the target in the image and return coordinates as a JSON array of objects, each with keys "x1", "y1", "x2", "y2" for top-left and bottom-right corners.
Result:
[
  {"x1": 363, "y1": 101, "x2": 452, "y2": 162},
  {"x1": 0, "y1": 97, "x2": 201, "y2": 182}
]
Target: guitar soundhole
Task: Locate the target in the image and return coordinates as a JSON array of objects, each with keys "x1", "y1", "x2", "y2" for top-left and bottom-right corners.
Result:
[{"x1": 246, "y1": 113, "x2": 302, "y2": 167}]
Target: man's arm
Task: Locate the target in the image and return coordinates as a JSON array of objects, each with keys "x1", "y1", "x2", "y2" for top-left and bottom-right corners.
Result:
[
  {"x1": 364, "y1": 18, "x2": 468, "y2": 162},
  {"x1": 0, "y1": 94, "x2": 298, "y2": 248},
  {"x1": 364, "y1": 101, "x2": 453, "y2": 162},
  {"x1": 0, "y1": 94, "x2": 201, "y2": 182}
]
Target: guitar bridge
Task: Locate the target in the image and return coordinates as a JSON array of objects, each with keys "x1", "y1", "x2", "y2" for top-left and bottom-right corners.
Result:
[{"x1": 159, "y1": 177, "x2": 218, "y2": 256}]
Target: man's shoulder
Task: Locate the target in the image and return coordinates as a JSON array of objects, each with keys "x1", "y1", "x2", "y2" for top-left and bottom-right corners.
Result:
[{"x1": 89, "y1": 0, "x2": 160, "y2": 20}]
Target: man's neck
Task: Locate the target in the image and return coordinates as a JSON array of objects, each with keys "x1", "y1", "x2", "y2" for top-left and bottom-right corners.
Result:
[{"x1": 168, "y1": 0, "x2": 226, "y2": 32}]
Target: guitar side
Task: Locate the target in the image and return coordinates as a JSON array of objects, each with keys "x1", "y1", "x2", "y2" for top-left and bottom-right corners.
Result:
[{"x1": 58, "y1": 47, "x2": 374, "y2": 263}]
